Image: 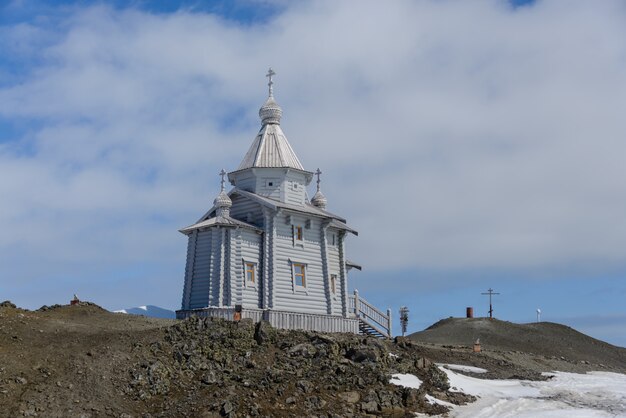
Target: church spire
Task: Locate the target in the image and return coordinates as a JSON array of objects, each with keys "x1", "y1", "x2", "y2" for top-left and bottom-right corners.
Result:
[
  {"x1": 259, "y1": 67, "x2": 283, "y2": 125},
  {"x1": 311, "y1": 168, "x2": 328, "y2": 209}
]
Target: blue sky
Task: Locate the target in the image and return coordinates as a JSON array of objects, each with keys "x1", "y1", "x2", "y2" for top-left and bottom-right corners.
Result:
[{"x1": 2, "y1": 0, "x2": 626, "y2": 347}]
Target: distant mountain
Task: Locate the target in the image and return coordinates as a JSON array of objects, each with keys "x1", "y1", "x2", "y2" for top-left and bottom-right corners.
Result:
[{"x1": 113, "y1": 305, "x2": 176, "y2": 319}]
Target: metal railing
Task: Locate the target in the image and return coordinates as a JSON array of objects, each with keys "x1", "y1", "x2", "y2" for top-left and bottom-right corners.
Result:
[{"x1": 348, "y1": 289, "x2": 392, "y2": 338}]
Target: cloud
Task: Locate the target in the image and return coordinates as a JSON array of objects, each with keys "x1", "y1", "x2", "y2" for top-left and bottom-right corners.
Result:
[{"x1": 2, "y1": 0, "x2": 626, "y2": 310}]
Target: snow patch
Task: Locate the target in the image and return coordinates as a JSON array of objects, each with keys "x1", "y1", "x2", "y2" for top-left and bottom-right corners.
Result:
[
  {"x1": 389, "y1": 373, "x2": 422, "y2": 389},
  {"x1": 425, "y1": 394, "x2": 455, "y2": 407},
  {"x1": 439, "y1": 367, "x2": 626, "y2": 418},
  {"x1": 439, "y1": 364, "x2": 488, "y2": 374},
  {"x1": 113, "y1": 305, "x2": 175, "y2": 319}
]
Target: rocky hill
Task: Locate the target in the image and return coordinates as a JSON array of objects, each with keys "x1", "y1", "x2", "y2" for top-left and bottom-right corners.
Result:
[
  {"x1": 409, "y1": 317, "x2": 626, "y2": 378},
  {"x1": 0, "y1": 301, "x2": 471, "y2": 418}
]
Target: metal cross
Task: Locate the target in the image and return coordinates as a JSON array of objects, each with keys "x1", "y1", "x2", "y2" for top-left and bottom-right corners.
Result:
[
  {"x1": 315, "y1": 168, "x2": 322, "y2": 191},
  {"x1": 219, "y1": 169, "x2": 227, "y2": 191},
  {"x1": 266, "y1": 67, "x2": 275, "y2": 96},
  {"x1": 481, "y1": 288, "x2": 500, "y2": 319}
]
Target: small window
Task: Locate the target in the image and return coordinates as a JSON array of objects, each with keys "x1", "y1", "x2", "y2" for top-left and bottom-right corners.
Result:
[
  {"x1": 245, "y1": 262, "x2": 255, "y2": 283},
  {"x1": 330, "y1": 274, "x2": 337, "y2": 294},
  {"x1": 293, "y1": 225, "x2": 303, "y2": 242},
  {"x1": 268, "y1": 181, "x2": 273, "y2": 187},
  {"x1": 331, "y1": 233, "x2": 336, "y2": 246},
  {"x1": 293, "y1": 263, "x2": 306, "y2": 287},
  {"x1": 292, "y1": 182, "x2": 299, "y2": 190}
]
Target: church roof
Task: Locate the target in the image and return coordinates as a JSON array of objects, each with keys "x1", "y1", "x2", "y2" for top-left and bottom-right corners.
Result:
[
  {"x1": 234, "y1": 69, "x2": 307, "y2": 172},
  {"x1": 179, "y1": 215, "x2": 261, "y2": 235},
  {"x1": 236, "y1": 123, "x2": 305, "y2": 171},
  {"x1": 234, "y1": 189, "x2": 357, "y2": 235}
]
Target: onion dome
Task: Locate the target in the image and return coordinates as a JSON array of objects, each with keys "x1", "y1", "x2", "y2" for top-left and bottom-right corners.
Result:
[
  {"x1": 214, "y1": 190, "x2": 232, "y2": 210},
  {"x1": 259, "y1": 68, "x2": 282, "y2": 125},
  {"x1": 311, "y1": 190, "x2": 327, "y2": 210},
  {"x1": 311, "y1": 168, "x2": 327, "y2": 209},
  {"x1": 214, "y1": 169, "x2": 232, "y2": 217}
]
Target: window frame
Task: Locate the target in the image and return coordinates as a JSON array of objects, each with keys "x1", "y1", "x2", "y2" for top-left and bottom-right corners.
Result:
[
  {"x1": 330, "y1": 273, "x2": 337, "y2": 296},
  {"x1": 290, "y1": 261, "x2": 308, "y2": 293},
  {"x1": 293, "y1": 225, "x2": 304, "y2": 246},
  {"x1": 243, "y1": 260, "x2": 257, "y2": 288}
]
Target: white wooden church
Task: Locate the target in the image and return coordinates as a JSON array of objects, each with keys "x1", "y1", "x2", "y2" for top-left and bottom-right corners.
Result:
[{"x1": 176, "y1": 70, "x2": 391, "y2": 337}]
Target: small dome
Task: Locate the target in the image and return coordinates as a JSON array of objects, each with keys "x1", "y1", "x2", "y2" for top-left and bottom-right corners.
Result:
[
  {"x1": 214, "y1": 190, "x2": 232, "y2": 209},
  {"x1": 311, "y1": 190, "x2": 327, "y2": 209},
  {"x1": 259, "y1": 96, "x2": 282, "y2": 125}
]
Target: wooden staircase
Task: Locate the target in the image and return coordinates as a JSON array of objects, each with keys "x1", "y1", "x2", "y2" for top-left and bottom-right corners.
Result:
[{"x1": 349, "y1": 290, "x2": 392, "y2": 338}]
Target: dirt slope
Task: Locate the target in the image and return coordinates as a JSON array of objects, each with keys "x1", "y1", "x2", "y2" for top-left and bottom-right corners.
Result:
[
  {"x1": 0, "y1": 302, "x2": 471, "y2": 418},
  {"x1": 409, "y1": 317, "x2": 626, "y2": 375}
]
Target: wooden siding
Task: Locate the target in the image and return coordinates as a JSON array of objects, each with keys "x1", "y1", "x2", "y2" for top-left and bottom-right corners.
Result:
[
  {"x1": 272, "y1": 213, "x2": 334, "y2": 315},
  {"x1": 338, "y1": 231, "x2": 349, "y2": 316},
  {"x1": 208, "y1": 228, "x2": 220, "y2": 306},
  {"x1": 188, "y1": 229, "x2": 213, "y2": 309},
  {"x1": 327, "y1": 228, "x2": 343, "y2": 314},
  {"x1": 238, "y1": 229, "x2": 262, "y2": 308},
  {"x1": 229, "y1": 194, "x2": 265, "y2": 227},
  {"x1": 283, "y1": 171, "x2": 307, "y2": 205},
  {"x1": 181, "y1": 230, "x2": 197, "y2": 310}
]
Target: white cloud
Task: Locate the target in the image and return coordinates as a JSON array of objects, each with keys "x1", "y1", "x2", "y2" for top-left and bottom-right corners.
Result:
[{"x1": 1, "y1": 0, "x2": 626, "y2": 309}]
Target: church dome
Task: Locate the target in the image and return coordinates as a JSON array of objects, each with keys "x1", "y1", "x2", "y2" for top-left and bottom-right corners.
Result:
[
  {"x1": 259, "y1": 95, "x2": 282, "y2": 125},
  {"x1": 214, "y1": 190, "x2": 232, "y2": 210},
  {"x1": 311, "y1": 190, "x2": 327, "y2": 210}
]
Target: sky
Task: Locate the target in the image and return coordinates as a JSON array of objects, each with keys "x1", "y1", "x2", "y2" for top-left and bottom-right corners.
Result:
[{"x1": 1, "y1": 0, "x2": 626, "y2": 346}]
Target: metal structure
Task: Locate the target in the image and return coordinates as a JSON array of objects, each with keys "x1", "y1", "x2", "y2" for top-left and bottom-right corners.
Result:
[
  {"x1": 481, "y1": 288, "x2": 500, "y2": 319},
  {"x1": 176, "y1": 69, "x2": 390, "y2": 338},
  {"x1": 399, "y1": 306, "x2": 409, "y2": 337},
  {"x1": 536, "y1": 308, "x2": 541, "y2": 323}
]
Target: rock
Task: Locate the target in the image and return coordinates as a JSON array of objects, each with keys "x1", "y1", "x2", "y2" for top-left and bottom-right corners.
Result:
[
  {"x1": 414, "y1": 357, "x2": 432, "y2": 370},
  {"x1": 15, "y1": 377, "x2": 27, "y2": 385},
  {"x1": 221, "y1": 400, "x2": 233, "y2": 415},
  {"x1": 361, "y1": 400, "x2": 379, "y2": 414},
  {"x1": 346, "y1": 348, "x2": 378, "y2": 363},
  {"x1": 201, "y1": 371, "x2": 218, "y2": 385},
  {"x1": 285, "y1": 397, "x2": 296, "y2": 405},
  {"x1": 0, "y1": 301, "x2": 16, "y2": 309},
  {"x1": 338, "y1": 391, "x2": 360, "y2": 404},
  {"x1": 296, "y1": 380, "x2": 313, "y2": 393},
  {"x1": 427, "y1": 364, "x2": 450, "y2": 391},
  {"x1": 288, "y1": 343, "x2": 316, "y2": 358},
  {"x1": 254, "y1": 321, "x2": 272, "y2": 345}
]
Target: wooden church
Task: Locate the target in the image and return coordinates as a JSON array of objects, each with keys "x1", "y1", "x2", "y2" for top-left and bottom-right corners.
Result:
[{"x1": 176, "y1": 70, "x2": 391, "y2": 337}]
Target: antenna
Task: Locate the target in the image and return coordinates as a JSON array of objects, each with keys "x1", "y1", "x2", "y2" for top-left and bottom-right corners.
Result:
[
  {"x1": 481, "y1": 288, "x2": 500, "y2": 319},
  {"x1": 399, "y1": 306, "x2": 409, "y2": 337},
  {"x1": 536, "y1": 308, "x2": 541, "y2": 323}
]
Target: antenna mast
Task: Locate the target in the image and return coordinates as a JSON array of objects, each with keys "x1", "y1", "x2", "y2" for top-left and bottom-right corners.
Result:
[{"x1": 481, "y1": 288, "x2": 500, "y2": 319}]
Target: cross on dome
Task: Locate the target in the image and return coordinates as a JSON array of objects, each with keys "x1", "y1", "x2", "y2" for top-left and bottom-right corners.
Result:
[
  {"x1": 219, "y1": 169, "x2": 227, "y2": 192},
  {"x1": 214, "y1": 168, "x2": 232, "y2": 214},
  {"x1": 266, "y1": 67, "x2": 276, "y2": 97},
  {"x1": 315, "y1": 168, "x2": 322, "y2": 192},
  {"x1": 311, "y1": 167, "x2": 328, "y2": 210},
  {"x1": 259, "y1": 67, "x2": 283, "y2": 125}
]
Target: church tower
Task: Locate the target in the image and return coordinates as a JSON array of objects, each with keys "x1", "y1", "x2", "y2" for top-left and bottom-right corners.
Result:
[{"x1": 228, "y1": 68, "x2": 313, "y2": 205}]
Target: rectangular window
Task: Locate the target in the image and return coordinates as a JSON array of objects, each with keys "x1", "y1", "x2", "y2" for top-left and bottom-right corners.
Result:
[
  {"x1": 330, "y1": 274, "x2": 337, "y2": 294},
  {"x1": 293, "y1": 225, "x2": 303, "y2": 242},
  {"x1": 293, "y1": 263, "x2": 306, "y2": 287},
  {"x1": 245, "y1": 262, "x2": 255, "y2": 283}
]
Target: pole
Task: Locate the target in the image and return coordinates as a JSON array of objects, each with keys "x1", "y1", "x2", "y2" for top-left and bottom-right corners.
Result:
[{"x1": 481, "y1": 288, "x2": 500, "y2": 319}]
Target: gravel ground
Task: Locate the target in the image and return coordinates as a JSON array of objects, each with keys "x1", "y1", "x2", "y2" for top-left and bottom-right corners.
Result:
[{"x1": 0, "y1": 302, "x2": 472, "y2": 418}]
